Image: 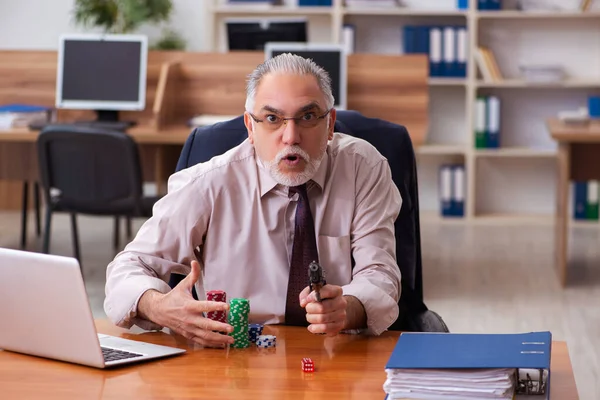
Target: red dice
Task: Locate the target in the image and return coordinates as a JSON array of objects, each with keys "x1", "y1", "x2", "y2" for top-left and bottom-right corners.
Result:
[{"x1": 301, "y1": 357, "x2": 315, "y2": 372}]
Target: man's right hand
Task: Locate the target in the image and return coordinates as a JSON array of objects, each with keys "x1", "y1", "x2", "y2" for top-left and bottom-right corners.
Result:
[{"x1": 137, "y1": 260, "x2": 234, "y2": 348}]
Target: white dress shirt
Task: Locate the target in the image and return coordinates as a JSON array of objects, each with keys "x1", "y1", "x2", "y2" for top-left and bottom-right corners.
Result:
[{"x1": 104, "y1": 132, "x2": 402, "y2": 335}]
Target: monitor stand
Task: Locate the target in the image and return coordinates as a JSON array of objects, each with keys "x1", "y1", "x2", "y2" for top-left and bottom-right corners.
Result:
[{"x1": 74, "y1": 110, "x2": 137, "y2": 131}]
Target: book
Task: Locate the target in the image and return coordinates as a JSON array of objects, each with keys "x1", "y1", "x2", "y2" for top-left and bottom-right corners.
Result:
[
  {"x1": 384, "y1": 331, "x2": 551, "y2": 399},
  {"x1": 0, "y1": 103, "x2": 53, "y2": 129}
]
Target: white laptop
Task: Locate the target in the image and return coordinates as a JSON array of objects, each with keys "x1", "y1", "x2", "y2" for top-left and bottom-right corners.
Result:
[{"x1": 0, "y1": 248, "x2": 185, "y2": 368}]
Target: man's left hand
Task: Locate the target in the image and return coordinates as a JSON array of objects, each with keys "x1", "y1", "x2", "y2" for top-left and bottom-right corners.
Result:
[{"x1": 299, "y1": 284, "x2": 347, "y2": 336}]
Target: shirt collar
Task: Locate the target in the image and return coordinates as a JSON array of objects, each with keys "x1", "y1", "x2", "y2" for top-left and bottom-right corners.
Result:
[{"x1": 255, "y1": 146, "x2": 329, "y2": 198}]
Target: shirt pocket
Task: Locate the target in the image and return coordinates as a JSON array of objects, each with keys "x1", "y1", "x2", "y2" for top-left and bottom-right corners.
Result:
[{"x1": 317, "y1": 234, "x2": 352, "y2": 286}]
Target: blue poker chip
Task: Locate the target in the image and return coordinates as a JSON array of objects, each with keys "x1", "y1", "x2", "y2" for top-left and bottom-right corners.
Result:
[
  {"x1": 256, "y1": 334, "x2": 276, "y2": 348},
  {"x1": 248, "y1": 323, "x2": 264, "y2": 343}
]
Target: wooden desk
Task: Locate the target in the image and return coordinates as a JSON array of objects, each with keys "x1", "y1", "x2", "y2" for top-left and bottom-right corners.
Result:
[
  {"x1": 0, "y1": 320, "x2": 580, "y2": 399},
  {"x1": 547, "y1": 119, "x2": 600, "y2": 286},
  {"x1": 0, "y1": 124, "x2": 191, "y2": 208}
]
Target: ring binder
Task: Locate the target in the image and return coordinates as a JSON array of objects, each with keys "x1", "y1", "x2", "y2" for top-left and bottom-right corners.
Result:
[
  {"x1": 384, "y1": 331, "x2": 552, "y2": 399},
  {"x1": 516, "y1": 368, "x2": 548, "y2": 395}
]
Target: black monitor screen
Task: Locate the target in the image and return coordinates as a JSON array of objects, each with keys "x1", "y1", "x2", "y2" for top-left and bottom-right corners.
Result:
[
  {"x1": 60, "y1": 40, "x2": 142, "y2": 102},
  {"x1": 227, "y1": 21, "x2": 307, "y2": 51},
  {"x1": 270, "y1": 50, "x2": 341, "y2": 108}
]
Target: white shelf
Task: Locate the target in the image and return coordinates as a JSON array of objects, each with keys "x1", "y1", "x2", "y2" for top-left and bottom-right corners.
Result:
[
  {"x1": 422, "y1": 212, "x2": 553, "y2": 225},
  {"x1": 477, "y1": 80, "x2": 600, "y2": 89},
  {"x1": 344, "y1": 8, "x2": 468, "y2": 17},
  {"x1": 420, "y1": 211, "x2": 467, "y2": 224},
  {"x1": 476, "y1": 11, "x2": 600, "y2": 19},
  {"x1": 212, "y1": 5, "x2": 335, "y2": 15},
  {"x1": 429, "y1": 78, "x2": 467, "y2": 87},
  {"x1": 471, "y1": 213, "x2": 554, "y2": 225},
  {"x1": 474, "y1": 148, "x2": 557, "y2": 158},
  {"x1": 207, "y1": 0, "x2": 600, "y2": 224},
  {"x1": 570, "y1": 219, "x2": 600, "y2": 228},
  {"x1": 417, "y1": 144, "x2": 467, "y2": 156}
]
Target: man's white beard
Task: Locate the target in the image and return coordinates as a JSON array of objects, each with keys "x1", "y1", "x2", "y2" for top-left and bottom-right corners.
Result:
[{"x1": 264, "y1": 144, "x2": 327, "y2": 187}]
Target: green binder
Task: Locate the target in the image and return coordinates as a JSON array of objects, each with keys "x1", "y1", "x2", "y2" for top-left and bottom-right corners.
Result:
[
  {"x1": 586, "y1": 180, "x2": 599, "y2": 220},
  {"x1": 475, "y1": 96, "x2": 487, "y2": 148}
]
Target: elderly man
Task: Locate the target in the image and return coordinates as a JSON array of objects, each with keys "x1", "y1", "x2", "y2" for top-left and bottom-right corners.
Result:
[{"x1": 104, "y1": 53, "x2": 402, "y2": 348}]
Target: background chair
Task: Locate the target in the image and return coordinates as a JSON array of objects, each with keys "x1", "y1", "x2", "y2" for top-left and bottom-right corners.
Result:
[
  {"x1": 170, "y1": 111, "x2": 448, "y2": 332},
  {"x1": 36, "y1": 125, "x2": 161, "y2": 265},
  {"x1": 20, "y1": 180, "x2": 42, "y2": 249}
]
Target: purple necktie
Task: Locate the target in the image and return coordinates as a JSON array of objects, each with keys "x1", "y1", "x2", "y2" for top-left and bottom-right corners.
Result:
[{"x1": 285, "y1": 184, "x2": 319, "y2": 326}]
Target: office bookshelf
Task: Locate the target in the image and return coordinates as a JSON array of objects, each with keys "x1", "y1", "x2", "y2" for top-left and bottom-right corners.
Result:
[{"x1": 207, "y1": 0, "x2": 600, "y2": 224}]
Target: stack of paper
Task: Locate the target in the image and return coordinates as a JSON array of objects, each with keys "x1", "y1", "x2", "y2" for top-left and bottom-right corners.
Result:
[{"x1": 384, "y1": 367, "x2": 516, "y2": 400}]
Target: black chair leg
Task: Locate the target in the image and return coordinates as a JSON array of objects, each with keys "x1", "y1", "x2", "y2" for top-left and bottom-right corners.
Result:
[
  {"x1": 126, "y1": 216, "x2": 133, "y2": 240},
  {"x1": 42, "y1": 207, "x2": 52, "y2": 254},
  {"x1": 70, "y1": 213, "x2": 81, "y2": 264},
  {"x1": 113, "y1": 216, "x2": 120, "y2": 251},
  {"x1": 20, "y1": 181, "x2": 29, "y2": 249},
  {"x1": 34, "y1": 182, "x2": 41, "y2": 237}
]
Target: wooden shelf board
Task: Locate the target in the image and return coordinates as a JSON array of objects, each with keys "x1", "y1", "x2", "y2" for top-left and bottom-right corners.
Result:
[
  {"x1": 344, "y1": 8, "x2": 468, "y2": 16},
  {"x1": 212, "y1": 5, "x2": 334, "y2": 15},
  {"x1": 477, "y1": 10, "x2": 600, "y2": 19},
  {"x1": 429, "y1": 78, "x2": 467, "y2": 86},
  {"x1": 570, "y1": 219, "x2": 600, "y2": 228},
  {"x1": 472, "y1": 213, "x2": 554, "y2": 225},
  {"x1": 477, "y1": 80, "x2": 600, "y2": 89},
  {"x1": 474, "y1": 148, "x2": 557, "y2": 158},
  {"x1": 416, "y1": 144, "x2": 467, "y2": 156},
  {"x1": 420, "y1": 211, "x2": 467, "y2": 224}
]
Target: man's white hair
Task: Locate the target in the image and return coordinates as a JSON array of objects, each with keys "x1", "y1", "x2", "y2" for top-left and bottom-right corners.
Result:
[{"x1": 245, "y1": 53, "x2": 335, "y2": 112}]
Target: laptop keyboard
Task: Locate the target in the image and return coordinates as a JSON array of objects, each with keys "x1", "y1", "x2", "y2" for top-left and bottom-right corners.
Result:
[{"x1": 101, "y1": 346, "x2": 144, "y2": 362}]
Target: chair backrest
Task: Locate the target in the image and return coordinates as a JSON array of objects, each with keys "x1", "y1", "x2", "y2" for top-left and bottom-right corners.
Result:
[
  {"x1": 175, "y1": 111, "x2": 427, "y2": 330},
  {"x1": 37, "y1": 125, "x2": 144, "y2": 215}
]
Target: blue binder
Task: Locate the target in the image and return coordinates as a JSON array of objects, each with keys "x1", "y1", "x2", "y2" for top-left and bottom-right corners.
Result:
[
  {"x1": 451, "y1": 165, "x2": 465, "y2": 217},
  {"x1": 386, "y1": 331, "x2": 551, "y2": 369},
  {"x1": 403, "y1": 26, "x2": 416, "y2": 54},
  {"x1": 439, "y1": 165, "x2": 453, "y2": 217},
  {"x1": 456, "y1": 26, "x2": 467, "y2": 78},
  {"x1": 385, "y1": 331, "x2": 551, "y2": 397},
  {"x1": 574, "y1": 181, "x2": 588, "y2": 220},
  {"x1": 487, "y1": 0, "x2": 502, "y2": 10},
  {"x1": 429, "y1": 26, "x2": 443, "y2": 77}
]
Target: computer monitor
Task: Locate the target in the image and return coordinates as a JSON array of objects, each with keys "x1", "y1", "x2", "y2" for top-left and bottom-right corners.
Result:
[
  {"x1": 226, "y1": 18, "x2": 307, "y2": 51},
  {"x1": 264, "y1": 43, "x2": 347, "y2": 110},
  {"x1": 56, "y1": 34, "x2": 148, "y2": 125}
]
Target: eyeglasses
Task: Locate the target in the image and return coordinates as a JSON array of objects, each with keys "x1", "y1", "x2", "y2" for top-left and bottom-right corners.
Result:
[{"x1": 248, "y1": 109, "x2": 332, "y2": 132}]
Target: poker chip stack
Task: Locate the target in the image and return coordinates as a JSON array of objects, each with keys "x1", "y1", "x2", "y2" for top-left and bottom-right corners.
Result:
[
  {"x1": 206, "y1": 290, "x2": 227, "y2": 323},
  {"x1": 228, "y1": 298, "x2": 250, "y2": 348},
  {"x1": 256, "y1": 334, "x2": 277, "y2": 348},
  {"x1": 248, "y1": 323, "x2": 264, "y2": 343}
]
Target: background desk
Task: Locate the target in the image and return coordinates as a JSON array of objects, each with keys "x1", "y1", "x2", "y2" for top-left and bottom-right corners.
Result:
[
  {"x1": 547, "y1": 119, "x2": 600, "y2": 286},
  {"x1": 0, "y1": 124, "x2": 191, "y2": 208},
  {"x1": 0, "y1": 50, "x2": 428, "y2": 211},
  {"x1": 0, "y1": 320, "x2": 580, "y2": 399}
]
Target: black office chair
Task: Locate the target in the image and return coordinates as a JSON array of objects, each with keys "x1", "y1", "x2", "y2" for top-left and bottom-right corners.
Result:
[
  {"x1": 170, "y1": 111, "x2": 449, "y2": 333},
  {"x1": 20, "y1": 180, "x2": 42, "y2": 249},
  {"x1": 36, "y1": 125, "x2": 161, "y2": 265}
]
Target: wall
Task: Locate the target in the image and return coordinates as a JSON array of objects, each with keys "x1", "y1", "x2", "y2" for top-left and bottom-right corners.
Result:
[{"x1": 0, "y1": 0, "x2": 210, "y2": 51}]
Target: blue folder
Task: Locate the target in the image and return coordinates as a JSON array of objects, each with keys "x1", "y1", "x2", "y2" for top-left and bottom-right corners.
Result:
[
  {"x1": 0, "y1": 104, "x2": 51, "y2": 113},
  {"x1": 385, "y1": 331, "x2": 552, "y2": 398},
  {"x1": 573, "y1": 181, "x2": 588, "y2": 220},
  {"x1": 386, "y1": 331, "x2": 551, "y2": 370}
]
